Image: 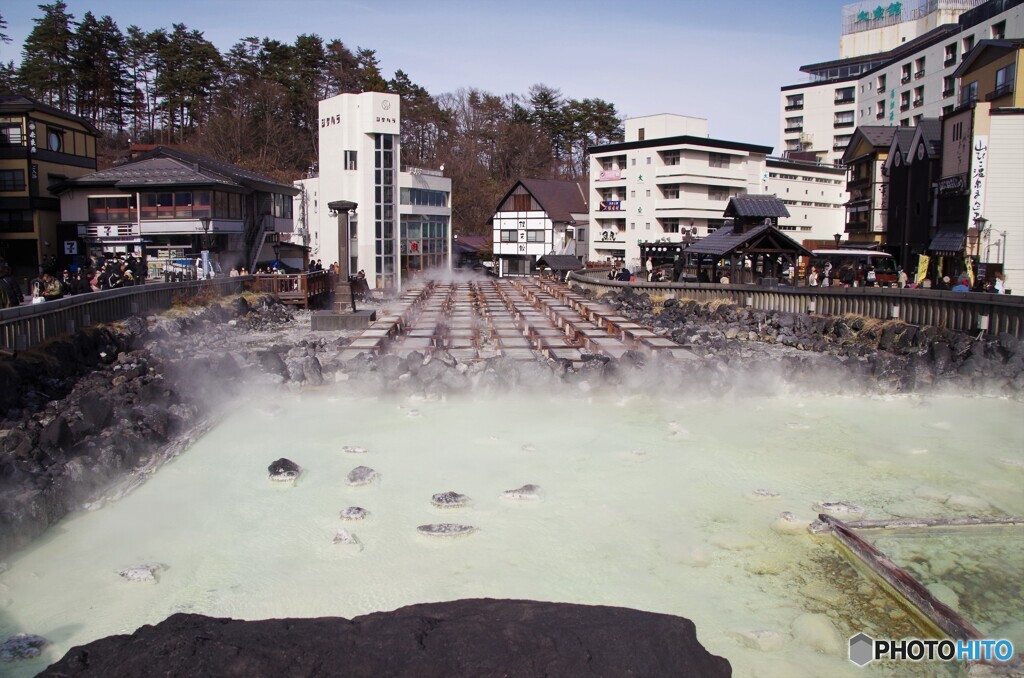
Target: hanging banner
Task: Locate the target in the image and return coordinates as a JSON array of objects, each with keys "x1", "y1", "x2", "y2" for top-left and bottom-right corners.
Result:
[
  {"x1": 969, "y1": 136, "x2": 988, "y2": 228},
  {"x1": 916, "y1": 254, "x2": 929, "y2": 284}
]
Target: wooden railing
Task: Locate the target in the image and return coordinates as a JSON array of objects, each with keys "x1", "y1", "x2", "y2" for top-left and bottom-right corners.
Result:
[
  {"x1": 247, "y1": 271, "x2": 332, "y2": 309},
  {"x1": 568, "y1": 269, "x2": 1024, "y2": 338},
  {"x1": 0, "y1": 278, "x2": 246, "y2": 351}
]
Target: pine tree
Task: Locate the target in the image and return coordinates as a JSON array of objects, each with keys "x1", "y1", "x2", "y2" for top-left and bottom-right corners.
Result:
[{"x1": 19, "y1": 1, "x2": 76, "y2": 108}]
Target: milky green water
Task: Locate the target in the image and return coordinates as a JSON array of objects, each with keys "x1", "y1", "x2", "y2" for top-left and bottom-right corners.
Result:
[{"x1": 1, "y1": 391, "x2": 1022, "y2": 677}]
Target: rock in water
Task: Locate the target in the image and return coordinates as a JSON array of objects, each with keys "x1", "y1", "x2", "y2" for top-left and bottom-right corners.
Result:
[
  {"x1": 333, "y1": 528, "x2": 361, "y2": 546},
  {"x1": 812, "y1": 501, "x2": 865, "y2": 519},
  {"x1": 340, "y1": 506, "x2": 368, "y2": 520},
  {"x1": 431, "y1": 491, "x2": 470, "y2": 508},
  {"x1": 268, "y1": 458, "x2": 301, "y2": 481},
  {"x1": 347, "y1": 466, "x2": 378, "y2": 486},
  {"x1": 341, "y1": 445, "x2": 367, "y2": 454},
  {"x1": 0, "y1": 634, "x2": 47, "y2": 662},
  {"x1": 502, "y1": 484, "x2": 542, "y2": 500},
  {"x1": 417, "y1": 523, "x2": 477, "y2": 537},
  {"x1": 119, "y1": 564, "x2": 162, "y2": 582}
]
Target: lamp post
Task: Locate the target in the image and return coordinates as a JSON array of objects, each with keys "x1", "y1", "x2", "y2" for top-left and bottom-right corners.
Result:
[
  {"x1": 199, "y1": 216, "x2": 212, "y2": 279},
  {"x1": 833, "y1": 233, "x2": 842, "y2": 248}
]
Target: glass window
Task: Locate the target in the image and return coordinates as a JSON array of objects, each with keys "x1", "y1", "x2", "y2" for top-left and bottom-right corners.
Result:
[
  {"x1": 0, "y1": 124, "x2": 24, "y2": 146},
  {"x1": 344, "y1": 150, "x2": 357, "y2": 170},
  {"x1": 526, "y1": 230, "x2": 544, "y2": 242},
  {"x1": 0, "y1": 169, "x2": 26, "y2": 191}
]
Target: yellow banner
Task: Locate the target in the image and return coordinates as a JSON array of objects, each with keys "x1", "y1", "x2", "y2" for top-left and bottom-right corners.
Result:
[
  {"x1": 916, "y1": 254, "x2": 929, "y2": 284},
  {"x1": 966, "y1": 255, "x2": 975, "y2": 287}
]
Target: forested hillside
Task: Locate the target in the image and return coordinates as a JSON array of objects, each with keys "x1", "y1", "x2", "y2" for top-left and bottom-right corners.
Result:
[{"x1": 0, "y1": 4, "x2": 623, "y2": 234}]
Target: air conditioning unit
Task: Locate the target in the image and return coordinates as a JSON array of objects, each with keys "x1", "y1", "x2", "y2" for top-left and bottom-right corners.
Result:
[{"x1": 800, "y1": 133, "x2": 814, "y2": 144}]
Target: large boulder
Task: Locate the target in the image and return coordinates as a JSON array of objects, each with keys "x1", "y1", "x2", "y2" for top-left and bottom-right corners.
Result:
[{"x1": 39, "y1": 599, "x2": 731, "y2": 677}]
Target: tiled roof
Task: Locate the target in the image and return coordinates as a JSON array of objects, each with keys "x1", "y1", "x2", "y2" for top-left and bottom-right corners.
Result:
[
  {"x1": 59, "y1": 146, "x2": 298, "y2": 195},
  {"x1": 536, "y1": 255, "x2": 583, "y2": 271},
  {"x1": 928, "y1": 230, "x2": 966, "y2": 255},
  {"x1": 687, "y1": 223, "x2": 811, "y2": 258},
  {"x1": 723, "y1": 194, "x2": 790, "y2": 219}
]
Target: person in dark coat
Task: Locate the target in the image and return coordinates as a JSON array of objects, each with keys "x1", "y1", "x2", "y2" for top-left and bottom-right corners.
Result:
[
  {"x1": 672, "y1": 255, "x2": 683, "y2": 282},
  {"x1": 616, "y1": 267, "x2": 632, "y2": 282},
  {"x1": 0, "y1": 257, "x2": 24, "y2": 308}
]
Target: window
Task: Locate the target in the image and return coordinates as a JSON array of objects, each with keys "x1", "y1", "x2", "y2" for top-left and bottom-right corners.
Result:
[
  {"x1": 499, "y1": 230, "x2": 516, "y2": 243},
  {"x1": 785, "y1": 117, "x2": 803, "y2": 132},
  {"x1": 638, "y1": 128, "x2": 645, "y2": 141},
  {"x1": 962, "y1": 80, "x2": 978, "y2": 105},
  {"x1": 707, "y1": 219, "x2": 725, "y2": 233},
  {"x1": 344, "y1": 151, "x2": 357, "y2": 170},
  {"x1": 962, "y1": 35, "x2": 975, "y2": 58},
  {"x1": 47, "y1": 129, "x2": 63, "y2": 152},
  {"x1": 913, "y1": 114, "x2": 923, "y2": 125},
  {"x1": 645, "y1": 189, "x2": 651, "y2": 197},
  {"x1": 660, "y1": 218, "x2": 679, "y2": 233},
  {"x1": 901, "y1": 63, "x2": 912, "y2": 84},
  {"x1": 991, "y1": 20, "x2": 1005, "y2": 40},
  {"x1": 0, "y1": 169, "x2": 26, "y2": 192},
  {"x1": 876, "y1": 74, "x2": 886, "y2": 93},
  {"x1": 708, "y1": 186, "x2": 729, "y2": 201},
  {"x1": 875, "y1": 101, "x2": 885, "y2": 119},
  {"x1": 662, "y1": 184, "x2": 680, "y2": 199},
  {"x1": 900, "y1": 118, "x2": 909, "y2": 126},
  {"x1": 833, "y1": 135, "x2": 852, "y2": 150},
  {"x1": 785, "y1": 94, "x2": 803, "y2": 110},
  {"x1": 662, "y1": 150, "x2": 680, "y2": 165},
  {"x1": 834, "y1": 111, "x2": 855, "y2": 128},
  {"x1": 0, "y1": 210, "x2": 34, "y2": 233},
  {"x1": 709, "y1": 153, "x2": 730, "y2": 169},
  {"x1": 526, "y1": 230, "x2": 544, "y2": 242},
  {"x1": 900, "y1": 91, "x2": 911, "y2": 111},
  {"x1": 944, "y1": 43, "x2": 957, "y2": 67},
  {"x1": 272, "y1": 193, "x2": 292, "y2": 219},
  {"x1": 401, "y1": 188, "x2": 448, "y2": 206},
  {"x1": 942, "y1": 104, "x2": 955, "y2": 115},
  {"x1": 993, "y1": 65, "x2": 1015, "y2": 99},
  {"x1": 631, "y1": 158, "x2": 636, "y2": 166},
  {"x1": 0, "y1": 124, "x2": 24, "y2": 146},
  {"x1": 630, "y1": 222, "x2": 635, "y2": 230},
  {"x1": 835, "y1": 86, "x2": 854, "y2": 104},
  {"x1": 913, "y1": 86, "x2": 924, "y2": 107},
  {"x1": 645, "y1": 222, "x2": 650, "y2": 230},
  {"x1": 88, "y1": 195, "x2": 136, "y2": 222},
  {"x1": 630, "y1": 190, "x2": 636, "y2": 198},
  {"x1": 914, "y1": 57, "x2": 925, "y2": 79},
  {"x1": 943, "y1": 76, "x2": 955, "y2": 98},
  {"x1": 646, "y1": 156, "x2": 651, "y2": 165}
]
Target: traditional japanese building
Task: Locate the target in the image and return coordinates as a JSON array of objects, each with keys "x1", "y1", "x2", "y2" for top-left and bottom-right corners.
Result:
[
  {"x1": 491, "y1": 178, "x2": 588, "y2": 277},
  {"x1": 0, "y1": 95, "x2": 98, "y2": 281}
]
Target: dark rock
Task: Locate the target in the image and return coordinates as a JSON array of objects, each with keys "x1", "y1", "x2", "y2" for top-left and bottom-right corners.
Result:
[
  {"x1": 267, "y1": 458, "x2": 300, "y2": 481},
  {"x1": 80, "y1": 397, "x2": 114, "y2": 432},
  {"x1": 38, "y1": 416, "x2": 73, "y2": 453},
  {"x1": 257, "y1": 351, "x2": 289, "y2": 379},
  {"x1": 39, "y1": 599, "x2": 731, "y2": 678}
]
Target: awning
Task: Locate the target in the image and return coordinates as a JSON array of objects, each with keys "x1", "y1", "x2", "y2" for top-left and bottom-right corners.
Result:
[{"x1": 927, "y1": 230, "x2": 966, "y2": 256}]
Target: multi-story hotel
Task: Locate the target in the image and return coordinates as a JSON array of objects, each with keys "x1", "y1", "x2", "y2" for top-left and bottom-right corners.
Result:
[
  {"x1": 762, "y1": 157, "x2": 848, "y2": 247},
  {"x1": 587, "y1": 114, "x2": 770, "y2": 267},
  {"x1": 779, "y1": 0, "x2": 1021, "y2": 165},
  {"x1": 294, "y1": 92, "x2": 452, "y2": 290}
]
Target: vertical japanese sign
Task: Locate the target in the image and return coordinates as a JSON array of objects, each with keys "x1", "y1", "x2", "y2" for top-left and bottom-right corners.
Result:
[{"x1": 969, "y1": 136, "x2": 988, "y2": 228}]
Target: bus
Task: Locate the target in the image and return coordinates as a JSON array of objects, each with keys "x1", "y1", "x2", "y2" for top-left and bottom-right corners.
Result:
[{"x1": 810, "y1": 249, "x2": 900, "y2": 286}]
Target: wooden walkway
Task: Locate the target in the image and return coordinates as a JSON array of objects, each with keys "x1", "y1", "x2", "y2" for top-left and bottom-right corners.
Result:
[
  {"x1": 248, "y1": 271, "x2": 332, "y2": 309},
  {"x1": 337, "y1": 278, "x2": 698, "y2": 364}
]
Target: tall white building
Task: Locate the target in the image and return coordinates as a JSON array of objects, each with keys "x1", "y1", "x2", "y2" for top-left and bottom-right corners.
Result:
[
  {"x1": 587, "y1": 114, "x2": 770, "y2": 268},
  {"x1": 763, "y1": 157, "x2": 848, "y2": 247},
  {"x1": 779, "y1": 0, "x2": 1020, "y2": 165},
  {"x1": 294, "y1": 92, "x2": 452, "y2": 290}
]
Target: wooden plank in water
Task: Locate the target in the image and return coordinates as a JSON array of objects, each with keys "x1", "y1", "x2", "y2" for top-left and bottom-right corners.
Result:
[{"x1": 817, "y1": 514, "x2": 985, "y2": 642}]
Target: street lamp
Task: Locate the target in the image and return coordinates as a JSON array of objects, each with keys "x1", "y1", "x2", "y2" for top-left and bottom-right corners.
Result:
[
  {"x1": 833, "y1": 233, "x2": 842, "y2": 248},
  {"x1": 200, "y1": 216, "x2": 212, "y2": 249}
]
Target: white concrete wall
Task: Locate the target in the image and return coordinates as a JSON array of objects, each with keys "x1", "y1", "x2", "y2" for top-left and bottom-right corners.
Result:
[{"x1": 984, "y1": 113, "x2": 1024, "y2": 293}]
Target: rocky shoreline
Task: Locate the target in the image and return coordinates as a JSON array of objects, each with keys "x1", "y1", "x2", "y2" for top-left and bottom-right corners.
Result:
[{"x1": 1, "y1": 287, "x2": 1021, "y2": 561}]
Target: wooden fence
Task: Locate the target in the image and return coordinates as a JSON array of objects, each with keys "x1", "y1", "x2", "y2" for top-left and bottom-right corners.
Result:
[{"x1": 568, "y1": 269, "x2": 1024, "y2": 338}]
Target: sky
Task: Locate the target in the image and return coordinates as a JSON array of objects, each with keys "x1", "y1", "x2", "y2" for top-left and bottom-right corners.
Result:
[{"x1": 2, "y1": 0, "x2": 858, "y2": 150}]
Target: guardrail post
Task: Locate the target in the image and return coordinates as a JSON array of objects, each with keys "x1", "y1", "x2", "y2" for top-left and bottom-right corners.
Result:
[{"x1": 891, "y1": 303, "x2": 901, "y2": 319}]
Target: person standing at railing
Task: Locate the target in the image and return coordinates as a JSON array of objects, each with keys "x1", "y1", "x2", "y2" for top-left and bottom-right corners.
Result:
[
  {"x1": 0, "y1": 257, "x2": 24, "y2": 308},
  {"x1": 39, "y1": 271, "x2": 67, "y2": 301}
]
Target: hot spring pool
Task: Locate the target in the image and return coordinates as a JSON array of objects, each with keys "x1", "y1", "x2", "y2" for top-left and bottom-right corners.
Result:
[{"x1": 2, "y1": 390, "x2": 1022, "y2": 676}]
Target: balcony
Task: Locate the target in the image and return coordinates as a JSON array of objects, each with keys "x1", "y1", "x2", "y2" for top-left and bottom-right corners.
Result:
[
  {"x1": 833, "y1": 141, "x2": 850, "y2": 151},
  {"x1": 784, "y1": 125, "x2": 803, "y2": 133},
  {"x1": 986, "y1": 83, "x2": 1014, "y2": 101},
  {"x1": 913, "y1": 98, "x2": 924, "y2": 108},
  {"x1": 876, "y1": 110, "x2": 885, "y2": 119},
  {"x1": 901, "y1": 74, "x2": 912, "y2": 84},
  {"x1": 944, "y1": 56, "x2": 956, "y2": 67},
  {"x1": 876, "y1": 86, "x2": 886, "y2": 94},
  {"x1": 914, "y1": 71, "x2": 925, "y2": 80},
  {"x1": 942, "y1": 87, "x2": 955, "y2": 98},
  {"x1": 833, "y1": 120, "x2": 855, "y2": 129},
  {"x1": 834, "y1": 96, "x2": 855, "y2": 105},
  {"x1": 785, "y1": 103, "x2": 804, "y2": 111},
  {"x1": 900, "y1": 102, "x2": 911, "y2": 112}
]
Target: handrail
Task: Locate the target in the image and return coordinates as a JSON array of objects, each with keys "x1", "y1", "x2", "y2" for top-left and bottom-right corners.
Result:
[
  {"x1": 567, "y1": 269, "x2": 1024, "y2": 338},
  {"x1": 0, "y1": 278, "x2": 247, "y2": 351}
]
